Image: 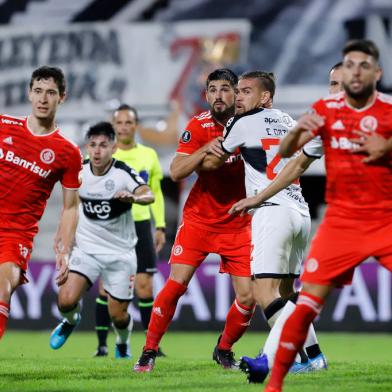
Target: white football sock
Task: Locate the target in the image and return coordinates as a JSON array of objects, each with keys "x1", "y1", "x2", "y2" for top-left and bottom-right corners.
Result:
[
  {"x1": 60, "y1": 303, "x2": 81, "y2": 325},
  {"x1": 113, "y1": 315, "x2": 133, "y2": 344}
]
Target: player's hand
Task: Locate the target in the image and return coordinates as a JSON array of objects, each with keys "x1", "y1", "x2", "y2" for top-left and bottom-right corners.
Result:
[
  {"x1": 55, "y1": 252, "x2": 69, "y2": 286},
  {"x1": 295, "y1": 113, "x2": 325, "y2": 133},
  {"x1": 155, "y1": 229, "x2": 166, "y2": 253},
  {"x1": 350, "y1": 130, "x2": 390, "y2": 163},
  {"x1": 228, "y1": 196, "x2": 261, "y2": 216},
  {"x1": 205, "y1": 136, "x2": 225, "y2": 157},
  {"x1": 114, "y1": 190, "x2": 136, "y2": 203}
]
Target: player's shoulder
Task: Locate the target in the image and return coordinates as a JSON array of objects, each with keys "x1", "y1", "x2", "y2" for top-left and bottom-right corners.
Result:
[
  {"x1": 113, "y1": 159, "x2": 142, "y2": 179},
  {"x1": 226, "y1": 108, "x2": 264, "y2": 131},
  {"x1": 188, "y1": 110, "x2": 215, "y2": 128},
  {"x1": 376, "y1": 92, "x2": 392, "y2": 107},
  {"x1": 135, "y1": 143, "x2": 158, "y2": 157},
  {"x1": 57, "y1": 131, "x2": 81, "y2": 152},
  {"x1": 315, "y1": 91, "x2": 345, "y2": 109}
]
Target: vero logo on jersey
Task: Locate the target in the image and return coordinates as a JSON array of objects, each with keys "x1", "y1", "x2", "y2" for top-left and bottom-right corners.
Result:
[
  {"x1": 1, "y1": 118, "x2": 23, "y2": 126},
  {"x1": 0, "y1": 147, "x2": 51, "y2": 178}
]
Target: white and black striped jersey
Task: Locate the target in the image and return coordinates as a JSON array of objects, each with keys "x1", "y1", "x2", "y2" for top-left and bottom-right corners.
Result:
[
  {"x1": 76, "y1": 159, "x2": 146, "y2": 254},
  {"x1": 221, "y1": 108, "x2": 309, "y2": 217}
]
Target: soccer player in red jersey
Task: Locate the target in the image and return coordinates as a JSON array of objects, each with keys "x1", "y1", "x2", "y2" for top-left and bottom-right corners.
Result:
[
  {"x1": 134, "y1": 68, "x2": 255, "y2": 372},
  {"x1": 264, "y1": 40, "x2": 392, "y2": 392},
  {"x1": 0, "y1": 66, "x2": 82, "y2": 340}
]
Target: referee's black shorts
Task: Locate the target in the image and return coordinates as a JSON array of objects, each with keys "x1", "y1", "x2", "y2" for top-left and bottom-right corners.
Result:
[{"x1": 135, "y1": 220, "x2": 157, "y2": 274}]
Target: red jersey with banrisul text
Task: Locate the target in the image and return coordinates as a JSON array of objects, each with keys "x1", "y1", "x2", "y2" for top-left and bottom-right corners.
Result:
[
  {"x1": 177, "y1": 111, "x2": 250, "y2": 233},
  {"x1": 0, "y1": 114, "x2": 82, "y2": 240},
  {"x1": 312, "y1": 91, "x2": 392, "y2": 216}
]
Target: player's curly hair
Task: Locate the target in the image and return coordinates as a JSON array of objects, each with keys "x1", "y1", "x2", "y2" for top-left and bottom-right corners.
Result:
[
  {"x1": 206, "y1": 68, "x2": 238, "y2": 88},
  {"x1": 30, "y1": 66, "x2": 66, "y2": 96},
  {"x1": 239, "y1": 71, "x2": 276, "y2": 99}
]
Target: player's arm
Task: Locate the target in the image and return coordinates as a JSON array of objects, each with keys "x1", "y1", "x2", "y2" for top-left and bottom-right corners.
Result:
[
  {"x1": 54, "y1": 188, "x2": 79, "y2": 286},
  {"x1": 279, "y1": 113, "x2": 325, "y2": 157},
  {"x1": 199, "y1": 136, "x2": 229, "y2": 170},
  {"x1": 201, "y1": 119, "x2": 242, "y2": 170},
  {"x1": 229, "y1": 153, "x2": 315, "y2": 214},
  {"x1": 115, "y1": 185, "x2": 155, "y2": 205},
  {"x1": 170, "y1": 137, "x2": 225, "y2": 181},
  {"x1": 149, "y1": 153, "x2": 166, "y2": 252}
]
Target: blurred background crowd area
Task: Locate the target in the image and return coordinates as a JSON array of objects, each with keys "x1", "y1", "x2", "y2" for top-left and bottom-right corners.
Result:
[{"x1": 0, "y1": 0, "x2": 390, "y2": 260}]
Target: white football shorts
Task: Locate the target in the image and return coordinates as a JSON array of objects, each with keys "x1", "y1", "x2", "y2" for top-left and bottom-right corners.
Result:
[
  {"x1": 251, "y1": 205, "x2": 311, "y2": 278},
  {"x1": 69, "y1": 247, "x2": 136, "y2": 301}
]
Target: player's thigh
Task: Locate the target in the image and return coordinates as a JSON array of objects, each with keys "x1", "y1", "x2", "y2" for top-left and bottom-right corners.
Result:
[
  {"x1": 101, "y1": 250, "x2": 137, "y2": 302},
  {"x1": 301, "y1": 213, "x2": 365, "y2": 287},
  {"x1": 68, "y1": 247, "x2": 101, "y2": 288},
  {"x1": 251, "y1": 206, "x2": 295, "y2": 278},
  {"x1": 169, "y1": 221, "x2": 209, "y2": 269},
  {"x1": 289, "y1": 212, "x2": 311, "y2": 276},
  {"x1": 369, "y1": 216, "x2": 392, "y2": 272},
  {"x1": 135, "y1": 272, "x2": 153, "y2": 296},
  {"x1": 219, "y1": 229, "x2": 251, "y2": 277},
  {"x1": 135, "y1": 220, "x2": 157, "y2": 275},
  {"x1": 0, "y1": 236, "x2": 33, "y2": 287}
]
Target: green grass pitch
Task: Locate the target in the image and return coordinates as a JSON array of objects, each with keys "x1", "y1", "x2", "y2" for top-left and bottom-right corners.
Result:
[{"x1": 1, "y1": 331, "x2": 391, "y2": 391}]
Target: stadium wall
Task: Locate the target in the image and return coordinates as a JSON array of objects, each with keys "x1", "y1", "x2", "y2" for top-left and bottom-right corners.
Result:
[{"x1": 8, "y1": 258, "x2": 392, "y2": 332}]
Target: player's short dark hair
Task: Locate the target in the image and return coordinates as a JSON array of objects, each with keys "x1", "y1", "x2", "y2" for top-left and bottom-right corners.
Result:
[
  {"x1": 239, "y1": 71, "x2": 276, "y2": 98},
  {"x1": 29, "y1": 66, "x2": 66, "y2": 96},
  {"x1": 342, "y1": 39, "x2": 380, "y2": 61},
  {"x1": 206, "y1": 68, "x2": 238, "y2": 88},
  {"x1": 86, "y1": 122, "x2": 116, "y2": 142},
  {"x1": 114, "y1": 103, "x2": 139, "y2": 123},
  {"x1": 330, "y1": 62, "x2": 343, "y2": 73}
]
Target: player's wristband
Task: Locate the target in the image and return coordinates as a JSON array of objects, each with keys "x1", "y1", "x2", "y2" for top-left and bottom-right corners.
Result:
[{"x1": 156, "y1": 227, "x2": 166, "y2": 233}]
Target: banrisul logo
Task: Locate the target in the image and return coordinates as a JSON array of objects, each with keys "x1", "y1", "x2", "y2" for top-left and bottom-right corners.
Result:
[{"x1": 0, "y1": 147, "x2": 51, "y2": 178}]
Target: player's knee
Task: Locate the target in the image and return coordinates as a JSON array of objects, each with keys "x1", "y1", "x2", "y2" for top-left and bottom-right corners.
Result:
[
  {"x1": 111, "y1": 311, "x2": 129, "y2": 328},
  {"x1": 58, "y1": 291, "x2": 78, "y2": 312},
  {"x1": 236, "y1": 291, "x2": 254, "y2": 307}
]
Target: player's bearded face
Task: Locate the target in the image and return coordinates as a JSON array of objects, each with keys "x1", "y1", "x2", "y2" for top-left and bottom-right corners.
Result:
[
  {"x1": 342, "y1": 52, "x2": 381, "y2": 100},
  {"x1": 206, "y1": 80, "x2": 235, "y2": 121},
  {"x1": 29, "y1": 78, "x2": 64, "y2": 121},
  {"x1": 113, "y1": 110, "x2": 137, "y2": 146}
]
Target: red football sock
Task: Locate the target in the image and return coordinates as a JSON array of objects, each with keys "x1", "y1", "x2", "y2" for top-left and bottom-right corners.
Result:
[
  {"x1": 218, "y1": 299, "x2": 255, "y2": 351},
  {"x1": 267, "y1": 292, "x2": 324, "y2": 390},
  {"x1": 145, "y1": 278, "x2": 187, "y2": 351},
  {"x1": 0, "y1": 301, "x2": 10, "y2": 340}
]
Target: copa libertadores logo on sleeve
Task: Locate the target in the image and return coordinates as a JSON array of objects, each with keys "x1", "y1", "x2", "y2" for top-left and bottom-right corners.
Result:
[{"x1": 181, "y1": 130, "x2": 191, "y2": 143}]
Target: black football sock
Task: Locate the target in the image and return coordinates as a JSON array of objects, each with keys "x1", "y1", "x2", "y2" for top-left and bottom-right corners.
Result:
[
  {"x1": 95, "y1": 295, "x2": 110, "y2": 347},
  {"x1": 138, "y1": 297, "x2": 154, "y2": 331}
]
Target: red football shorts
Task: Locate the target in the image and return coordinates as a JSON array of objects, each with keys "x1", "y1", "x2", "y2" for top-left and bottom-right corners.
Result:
[
  {"x1": 0, "y1": 235, "x2": 33, "y2": 284},
  {"x1": 301, "y1": 208, "x2": 392, "y2": 287},
  {"x1": 170, "y1": 221, "x2": 251, "y2": 277}
]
